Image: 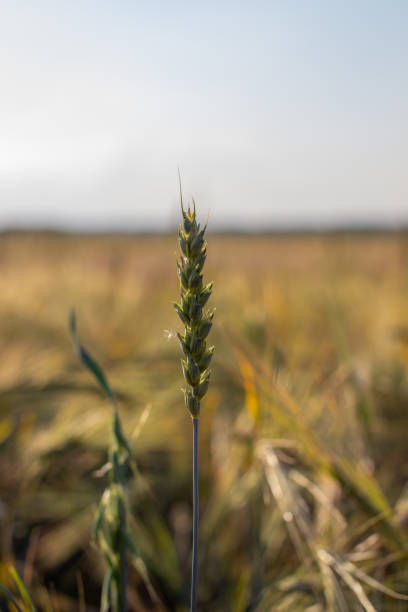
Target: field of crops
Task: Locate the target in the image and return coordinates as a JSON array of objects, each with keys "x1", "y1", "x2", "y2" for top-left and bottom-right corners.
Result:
[{"x1": 0, "y1": 231, "x2": 407, "y2": 611}]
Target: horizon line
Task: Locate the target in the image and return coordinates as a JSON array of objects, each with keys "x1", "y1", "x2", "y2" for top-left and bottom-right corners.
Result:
[{"x1": 1, "y1": 223, "x2": 407, "y2": 238}]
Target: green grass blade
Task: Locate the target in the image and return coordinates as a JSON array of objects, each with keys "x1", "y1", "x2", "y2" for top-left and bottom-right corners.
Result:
[
  {"x1": 69, "y1": 309, "x2": 114, "y2": 404},
  {"x1": 8, "y1": 565, "x2": 36, "y2": 611}
]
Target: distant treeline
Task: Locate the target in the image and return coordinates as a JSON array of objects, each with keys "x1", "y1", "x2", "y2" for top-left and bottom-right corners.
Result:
[{"x1": 1, "y1": 225, "x2": 407, "y2": 237}]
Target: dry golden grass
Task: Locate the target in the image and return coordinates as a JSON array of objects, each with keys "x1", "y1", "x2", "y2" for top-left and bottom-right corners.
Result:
[{"x1": 0, "y1": 231, "x2": 407, "y2": 610}]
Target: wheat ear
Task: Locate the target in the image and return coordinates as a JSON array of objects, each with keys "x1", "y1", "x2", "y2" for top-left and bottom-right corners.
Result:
[
  {"x1": 70, "y1": 310, "x2": 130, "y2": 612},
  {"x1": 174, "y1": 200, "x2": 214, "y2": 612}
]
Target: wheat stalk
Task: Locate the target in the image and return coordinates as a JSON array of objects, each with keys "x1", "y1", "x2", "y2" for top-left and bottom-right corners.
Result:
[
  {"x1": 174, "y1": 198, "x2": 214, "y2": 611},
  {"x1": 70, "y1": 310, "x2": 131, "y2": 612}
]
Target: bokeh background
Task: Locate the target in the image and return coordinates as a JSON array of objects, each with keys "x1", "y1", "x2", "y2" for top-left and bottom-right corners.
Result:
[{"x1": 1, "y1": 2, "x2": 407, "y2": 611}]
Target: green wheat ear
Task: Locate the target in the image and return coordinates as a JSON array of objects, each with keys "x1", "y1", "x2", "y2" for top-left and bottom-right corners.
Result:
[
  {"x1": 174, "y1": 201, "x2": 215, "y2": 419},
  {"x1": 174, "y1": 197, "x2": 214, "y2": 612}
]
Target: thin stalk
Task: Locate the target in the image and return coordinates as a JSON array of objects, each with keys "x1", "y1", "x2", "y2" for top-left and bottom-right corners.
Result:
[
  {"x1": 112, "y1": 406, "x2": 128, "y2": 612},
  {"x1": 120, "y1": 528, "x2": 128, "y2": 612},
  {"x1": 190, "y1": 417, "x2": 199, "y2": 612},
  {"x1": 115, "y1": 494, "x2": 128, "y2": 612}
]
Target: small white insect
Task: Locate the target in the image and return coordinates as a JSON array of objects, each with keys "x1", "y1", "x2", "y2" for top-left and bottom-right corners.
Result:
[{"x1": 163, "y1": 329, "x2": 176, "y2": 341}]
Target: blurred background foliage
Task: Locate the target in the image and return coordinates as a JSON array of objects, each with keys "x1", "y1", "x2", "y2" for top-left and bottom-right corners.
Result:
[{"x1": 0, "y1": 231, "x2": 407, "y2": 611}]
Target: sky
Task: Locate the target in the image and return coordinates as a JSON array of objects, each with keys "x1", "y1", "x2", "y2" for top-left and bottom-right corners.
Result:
[{"x1": 1, "y1": 1, "x2": 407, "y2": 231}]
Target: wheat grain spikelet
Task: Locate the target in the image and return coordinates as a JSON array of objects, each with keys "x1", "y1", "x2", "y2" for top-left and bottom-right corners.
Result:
[{"x1": 174, "y1": 201, "x2": 215, "y2": 419}]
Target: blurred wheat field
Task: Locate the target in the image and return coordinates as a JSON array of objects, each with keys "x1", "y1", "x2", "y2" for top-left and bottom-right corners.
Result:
[{"x1": 0, "y1": 231, "x2": 408, "y2": 611}]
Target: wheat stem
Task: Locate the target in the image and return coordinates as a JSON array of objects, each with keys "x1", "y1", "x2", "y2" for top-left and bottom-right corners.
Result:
[{"x1": 190, "y1": 417, "x2": 199, "y2": 612}]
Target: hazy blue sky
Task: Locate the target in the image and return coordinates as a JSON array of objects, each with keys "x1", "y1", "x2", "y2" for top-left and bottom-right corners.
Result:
[{"x1": 1, "y1": 1, "x2": 407, "y2": 230}]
